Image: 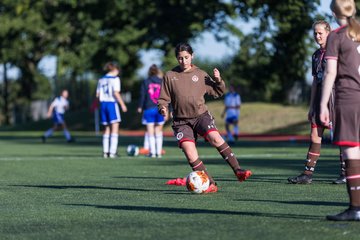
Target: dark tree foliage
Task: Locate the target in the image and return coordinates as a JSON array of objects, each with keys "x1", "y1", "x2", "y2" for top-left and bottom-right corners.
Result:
[
  {"x1": 0, "y1": 0, "x2": 229, "y2": 124},
  {"x1": 223, "y1": 0, "x2": 320, "y2": 102}
]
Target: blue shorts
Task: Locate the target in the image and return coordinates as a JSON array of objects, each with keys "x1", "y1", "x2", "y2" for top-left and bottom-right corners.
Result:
[
  {"x1": 226, "y1": 116, "x2": 239, "y2": 124},
  {"x1": 142, "y1": 107, "x2": 165, "y2": 125},
  {"x1": 100, "y1": 102, "x2": 121, "y2": 125},
  {"x1": 53, "y1": 111, "x2": 65, "y2": 125}
]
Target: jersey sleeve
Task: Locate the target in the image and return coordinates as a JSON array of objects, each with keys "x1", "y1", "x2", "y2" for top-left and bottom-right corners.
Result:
[
  {"x1": 325, "y1": 31, "x2": 340, "y2": 60},
  {"x1": 205, "y1": 74, "x2": 226, "y2": 98},
  {"x1": 157, "y1": 73, "x2": 171, "y2": 112},
  {"x1": 112, "y1": 77, "x2": 121, "y2": 92}
]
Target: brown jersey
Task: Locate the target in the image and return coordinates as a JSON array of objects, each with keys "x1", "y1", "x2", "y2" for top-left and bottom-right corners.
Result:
[
  {"x1": 325, "y1": 25, "x2": 360, "y2": 146},
  {"x1": 158, "y1": 65, "x2": 226, "y2": 119},
  {"x1": 325, "y1": 25, "x2": 360, "y2": 104}
]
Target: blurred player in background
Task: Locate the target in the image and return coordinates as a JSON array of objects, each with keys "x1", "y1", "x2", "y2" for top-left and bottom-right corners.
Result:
[
  {"x1": 137, "y1": 64, "x2": 166, "y2": 158},
  {"x1": 320, "y1": 0, "x2": 360, "y2": 221},
  {"x1": 159, "y1": 43, "x2": 252, "y2": 193},
  {"x1": 96, "y1": 62, "x2": 127, "y2": 158},
  {"x1": 221, "y1": 84, "x2": 241, "y2": 144},
  {"x1": 41, "y1": 89, "x2": 74, "y2": 143},
  {"x1": 288, "y1": 20, "x2": 345, "y2": 185}
]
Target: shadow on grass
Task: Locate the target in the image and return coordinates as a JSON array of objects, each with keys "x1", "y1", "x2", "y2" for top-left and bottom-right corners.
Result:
[
  {"x1": 65, "y1": 203, "x2": 323, "y2": 220},
  {"x1": 10, "y1": 184, "x2": 177, "y2": 193},
  {"x1": 237, "y1": 199, "x2": 348, "y2": 207}
]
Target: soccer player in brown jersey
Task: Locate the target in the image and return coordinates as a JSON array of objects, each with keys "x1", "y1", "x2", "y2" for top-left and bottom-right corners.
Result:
[
  {"x1": 320, "y1": 0, "x2": 360, "y2": 221},
  {"x1": 288, "y1": 20, "x2": 345, "y2": 184},
  {"x1": 158, "y1": 43, "x2": 252, "y2": 193}
]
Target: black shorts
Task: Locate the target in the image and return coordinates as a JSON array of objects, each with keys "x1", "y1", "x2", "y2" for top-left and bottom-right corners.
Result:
[{"x1": 172, "y1": 111, "x2": 219, "y2": 147}]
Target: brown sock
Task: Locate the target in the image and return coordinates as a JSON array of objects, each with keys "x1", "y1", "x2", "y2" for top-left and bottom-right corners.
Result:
[
  {"x1": 217, "y1": 142, "x2": 240, "y2": 172},
  {"x1": 303, "y1": 142, "x2": 321, "y2": 175},
  {"x1": 189, "y1": 158, "x2": 215, "y2": 184},
  {"x1": 345, "y1": 159, "x2": 360, "y2": 209}
]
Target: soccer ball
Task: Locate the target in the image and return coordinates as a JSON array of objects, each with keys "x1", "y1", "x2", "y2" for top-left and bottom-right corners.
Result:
[
  {"x1": 186, "y1": 171, "x2": 210, "y2": 194},
  {"x1": 126, "y1": 145, "x2": 139, "y2": 156}
]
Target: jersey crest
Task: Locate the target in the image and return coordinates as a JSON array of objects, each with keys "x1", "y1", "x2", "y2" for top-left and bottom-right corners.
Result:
[{"x1": 192, "y1": 75, "x2": 199, "y2": 82}]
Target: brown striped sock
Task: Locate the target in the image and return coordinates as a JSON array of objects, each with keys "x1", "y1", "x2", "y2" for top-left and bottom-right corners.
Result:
[
  {"x1": 217, "y1": 142, "x2": 240, "y2": 172},
  {"x1": 345, "y1": 159, "x2": 360, "y2": 209},
  {"x1": 189, "y1": 158, "x2": 215, "y2": 184},
  {"x1": 303, "y1": 142, "x2": 321, "y2": 175}
]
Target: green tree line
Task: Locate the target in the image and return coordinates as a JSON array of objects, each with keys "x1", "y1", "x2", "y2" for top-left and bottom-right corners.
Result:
[{"x1": 1, "y1": 0, "x2": 335, "y2": 125}]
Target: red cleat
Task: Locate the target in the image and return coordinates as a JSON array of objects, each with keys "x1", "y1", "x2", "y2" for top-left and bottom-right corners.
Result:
[
  {"x1": 166, "y1": 178, "x2": 186, "y2": 186},
  {"x1": 139, "y1": 148, "x2": 150, "y2": 155},
  {"x1": 203, "y1": 183, "x2": 218, "y2": 193},
  {"x1": 235, "y1": 169, "x2": 252, "y2": 182},
  {"x1": 139, "y1": 148, "x2": 166, "y2": 155}
]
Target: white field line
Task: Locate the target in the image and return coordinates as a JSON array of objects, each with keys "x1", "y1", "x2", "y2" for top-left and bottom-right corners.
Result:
[{"x1": 0, "y1": 153, "x2": 305, "y2": 161}]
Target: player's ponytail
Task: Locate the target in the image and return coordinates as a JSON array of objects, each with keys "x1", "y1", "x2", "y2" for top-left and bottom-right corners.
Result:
[
  {"x1": 331, "y1": 0, "x2": 360, "y2": 42},
  {"x1": 347, "y1": 16, "x2": 360, "y2": 42}
]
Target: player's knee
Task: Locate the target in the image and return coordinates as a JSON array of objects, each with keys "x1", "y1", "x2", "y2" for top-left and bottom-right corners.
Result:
[{"x1": 207, "y1": 133, "x2": 224, "y2": 146}]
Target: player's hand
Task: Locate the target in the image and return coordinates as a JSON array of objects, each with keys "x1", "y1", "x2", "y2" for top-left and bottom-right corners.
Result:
[
  {"x1": 122, "y1": 105, "x2": 128, "y2": 113},
  {"x1": 319, "y1": 105, "x2": 330, "y2": 127},
  {"x1": 160, "y1": 106, "x2": 167, "y2": 117},
  {"x1": 137, "y1": 107, "x2": 142, "y2": 113},
  {"x1": 213, "y1": 68, "x2": 221, "y2": 83}
]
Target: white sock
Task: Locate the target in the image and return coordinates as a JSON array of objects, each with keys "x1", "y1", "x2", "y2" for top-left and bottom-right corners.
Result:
[
  {"x1": 63, "y1": 129, "x2": 71, "y2": 140},
  {"x1": 110, "y1": 134, "x2": 118, "y2": 155},
  {"x1": 149, "y1": 134, "x2": 156, "y2": 156},
  {"x1": 44, "y1": 128, "x2": 54, "y2": 138},
  {"x1": 155, "y1": 132, "x2": 163, "y2": 156},
  {"x1": 103, "y1": 134, "x2": 110, "y2": 154},
  {"x1": 144, "y1": 132, "x2": 149, "y2": 150}
]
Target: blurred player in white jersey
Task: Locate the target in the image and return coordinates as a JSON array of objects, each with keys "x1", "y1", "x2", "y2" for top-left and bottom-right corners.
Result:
[
  {"x1": 41, "y1": 89, "x2": 74, "y2": 143},
  {"x1": 221, "y1": 84, "x2": 241, "y2": 144},
  {"x1": 96, "y1": 62, "x2": 127, "y2": 158}
]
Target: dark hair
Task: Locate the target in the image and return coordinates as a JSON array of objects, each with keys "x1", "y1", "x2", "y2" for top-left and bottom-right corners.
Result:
[
  {"x1": 175, "y1": 43, "x2": 193, "y2": 57},
  {"x1": 103, "y1": 61, "x2": 120, "y2": 72},
  {"x1": 148, "y1": 64, "x2": 159, "y2": 77}
]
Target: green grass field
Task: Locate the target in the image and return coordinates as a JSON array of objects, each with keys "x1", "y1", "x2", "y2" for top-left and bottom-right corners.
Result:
[{"x1": 0, "y1": 132, "x2": 359, "y2": 240}]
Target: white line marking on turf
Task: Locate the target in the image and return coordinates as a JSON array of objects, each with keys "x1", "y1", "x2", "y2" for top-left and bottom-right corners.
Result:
[{"x1": 0, "y1": 153, "x2": 308, "y2": 161}]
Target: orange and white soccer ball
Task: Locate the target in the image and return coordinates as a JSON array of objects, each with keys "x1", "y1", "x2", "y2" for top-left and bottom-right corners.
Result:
[{"x1": 186, "y1": 171, "x2": 210, "y2": 194}]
